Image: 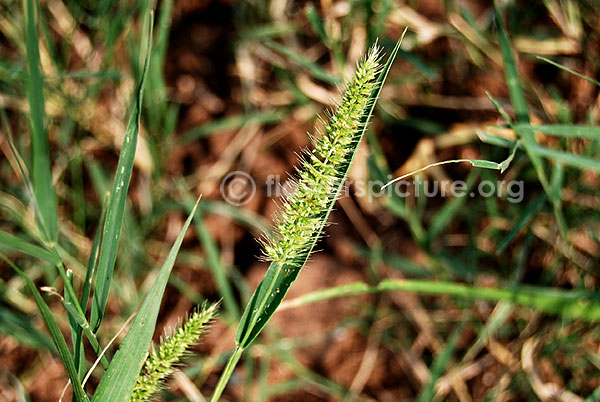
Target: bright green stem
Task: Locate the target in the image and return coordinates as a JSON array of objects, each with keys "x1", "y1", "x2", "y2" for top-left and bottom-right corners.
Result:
[
  {"x1": 55, "y1": 260, "x2": 109, "y2": 368},
  {"x1": 210, "y1": 345, "x2": 244, "y2": 402},
  {"x1": 208, "y1": 264, "x2": 282, "y2": 401}
]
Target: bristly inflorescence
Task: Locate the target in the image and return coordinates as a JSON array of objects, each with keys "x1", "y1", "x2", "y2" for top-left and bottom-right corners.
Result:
[
  {"x1": 262, "y1": 45, "x2": 383, "y2": 266},
  {"x1": 131, "y1": 302, "x2": 219, "y2": 402}
]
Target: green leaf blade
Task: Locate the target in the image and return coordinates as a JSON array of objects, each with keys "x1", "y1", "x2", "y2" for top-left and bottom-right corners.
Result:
[
  {"x1": 90, "y1": 18, "x2": 153, "y2": 332},
  {"x1": 91, "y1": 199, "x2": 199, "y2": 402},
  {"x1": 0, "y1": 231, "x2": 61, "y2": 265},
  {"x1": 23, "y1": 0, "x2": 58, "y2": 242},
  {"x1": 1, "y1": 255, "x2": 89, "y2": 402}
]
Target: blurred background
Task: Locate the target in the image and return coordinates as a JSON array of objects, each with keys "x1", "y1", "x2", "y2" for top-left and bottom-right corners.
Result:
[{"x1": 1, "y1": 0, "x2": 600, "y2": 400}]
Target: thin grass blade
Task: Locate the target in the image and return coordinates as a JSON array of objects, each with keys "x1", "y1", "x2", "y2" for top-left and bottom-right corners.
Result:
[
  {"x1": 0, "y1": 231, "x2": 61, "y2": 265},
  {"x1": 0, "y1": 306, "x2": 55, "y2": 351},
  {"x1": 182, "y1": 111, "x2": 283, "y2": 143},
  {"x1": 529, "y1": 143, "x2": 600, "y2": 172},
  {"x1": 91, "y1": 199, "x2": 199, "y2": 402},
  {"x1": 493, "y1": 4, "x2": 551, "y2": 193},
  {"x1": 263, "y1": 39, "x2": 341, "y2": 85},
  {"x1": 537, "y1": 56, "x2": 600, "y2": 86},
  {"x1": 90, "y1": 16, "x2": 153, "y2": 332},
  {"x1": 70, "y1": 195, "x2": 109, "y2": 379},
  {"x1": 1, "y1": 254, "x2": 89, "y2": 402},
  {"x1": 514, "y1": 124, "x2": 600, "y2": 139},
  {"x1": 278, "y1": 279, "x2": 600, "y2": 321},
  {"x1": 416, "y1": 324, "x2": 463, "y2": 402},
  {"x1": 496, "y1": 195, "x2": 546, "y2": 255},
  {"x1": 23, "y1": 0, "x2": 58, "y2": 242}
]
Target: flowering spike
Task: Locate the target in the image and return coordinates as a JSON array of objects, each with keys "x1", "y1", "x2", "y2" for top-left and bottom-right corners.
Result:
[
  {"x1": 130, "y1": 302, "x2": 219, "y2": 402},
  {"x1": 263, "y1": 45, "x2": 383, "y2": 265}
]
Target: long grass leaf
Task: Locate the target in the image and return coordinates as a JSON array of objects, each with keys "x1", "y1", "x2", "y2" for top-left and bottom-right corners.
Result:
[
  {"x1": 65, "y1": 270, "x2": 86, "y2": 384},
  {"x1": 305, "y1": 5, "x2": 328, "y2": 45},
  {"x1": 515, "y1": 124, "x2": 600, "y2": 139},
  {"x1": 0, "y1": 254, "x2": 89, "y2": 402},
  {"x1": 493, "y1": 4, "x2": 529, "y2": 124},
  {"x1": 278, "y1": 279, "x2": 600, "y2": 321},
  {"x1": 537, "y1": 56, "x2": 600, "y2": 86},
  {"x1": 0, "y1": 231, "x2": 61, "y2": 265},
  {"x1": 263, "y1": 39, "x2": 341, "y2": 84},
  {"x1": 182, "y1": 111, "x2": 283, "y2": 143},
  {"x1": 416, "y1": 324, "x2": 462, "y2": 402},
  {"x1": 529, "y1": 143, "x2": 600, "y2": 172},
  {"x1": 0, "y1": 306, "x2": 55, "y2": 351},
  {"x1": 23, "y1": 0, "x2": 58, "y2": 242},
  {"x1": 496, "y1": 195, "x2": 546, "y2": 255},
  {"x1": 192, "y1": 209, "x2": 240, "y2": 318},
  {"x1": 477, "y1": 131, "x2": 600, "y2": 172},
  {"x1": 493, "y1": 4, "x2": 551, "y2": 194},
  {"x1": 81, "y1": 194, "x2": 109, "y2": 313},
  {"x1": 91, "y1": 199, "x2": 199, "y2": 402},
  {"x1": 71, "y1": 195, "x2": 109, "y2": 380},
  {"x1": 90, "y1": 15, "x2": 153, "y2": 331}
]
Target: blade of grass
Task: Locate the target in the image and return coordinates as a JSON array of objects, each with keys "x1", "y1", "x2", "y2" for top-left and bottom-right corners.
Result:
[
  {"x1": 494, "y1": 3, "x2": 529, "y2": 124},
  {"x1": 81, "y1": 193, "x2": 109, "y2": 314},
  {"x1": 65, "y1": 270, "x2": 86, "y2": 385},
  {"x1": 585, "y1": 386, "x2": 600, "y2": 402},
  {"x1": 496, "y1": 195, "x2": 546, "y2": 255},
  {"x1": 90, "y1": 14, "x2": 153, "y2": 332},
  {"x1": 23, "y1": 0, "x2": 58, "y2": 243},
  {"x1": 305, "y1": 5, "x2": 328, "y2": 45},
  {"x1": 529, "y1": 143, "x2": 600, "y2": 172},
  {"x1": 278, "y1": 279, "x2": 600, "y2": 321},
  {"x1": 263, "y1": 39, "x2": 341, "y2": 85},
  {"x1": 0, "y1": 305, "x2": 55, "y2": 351},
  {"x1": 182, "y1": 110, "x2": 283, "y2": 143},
  {"x1": 514, "y1": 124, "x2": 600, "y2": 139},
  {"x1": 192, "y1": 208, "x2": 240, "y2": 318},
  {"x1": 549, "y1": 160, "x2": 567, "y2": 236},
  {"x1": 491, "y1": 4, "x2": 575, "y2": 243},
  {"x1": 476, "y1": 130, "x2": 515, "y2": 148},
  {"x1": 91, "y1": 198, "x2": 199, "y2": 402},
  {"x1": 56, "y1": 274, "x2": 109, "y2": 369},
  {"x1": 427, "y1": 171, "x2": 478, "y2": 243},
  {"x1": 72, "y1": 194, "x2": 109, "y2": 379},
  {"x1": 416, "y1": 323, "x2": 463, "y2": 402},
  {"x1": 487, "y1": 89, "x2": 567, "y2": 238},
  {"x1": 537, "y1": 56, "x2": 600, "y2": 86},
  {"x1": 478, "y1": 129, "x2": 600, "y2": 172},
  {"x1": 177, "y1": 181, "x2": 240, "y2": 318},
  {"x1": 0, "y1": 254, "x2": 89, "y2": 402},
  {"x1": 0, "y1": 231, "x2": 61, "y2": 265},
  {"x1": 493, "y1": 4, "x2": 552, "y2": 192}
]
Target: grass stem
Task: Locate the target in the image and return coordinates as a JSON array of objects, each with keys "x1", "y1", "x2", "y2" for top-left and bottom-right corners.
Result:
[{"x1": 210, "y1": 346, "x2": 244, "y2": 402}]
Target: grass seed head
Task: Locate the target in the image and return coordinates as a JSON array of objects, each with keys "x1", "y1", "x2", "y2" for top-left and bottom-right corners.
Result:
[
  {"x1": 262, "y1": 45, "x2": 383, "y2": 266},
  {"x1": 131, "y1": 302, "x2": 219, "y2": 402}
]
